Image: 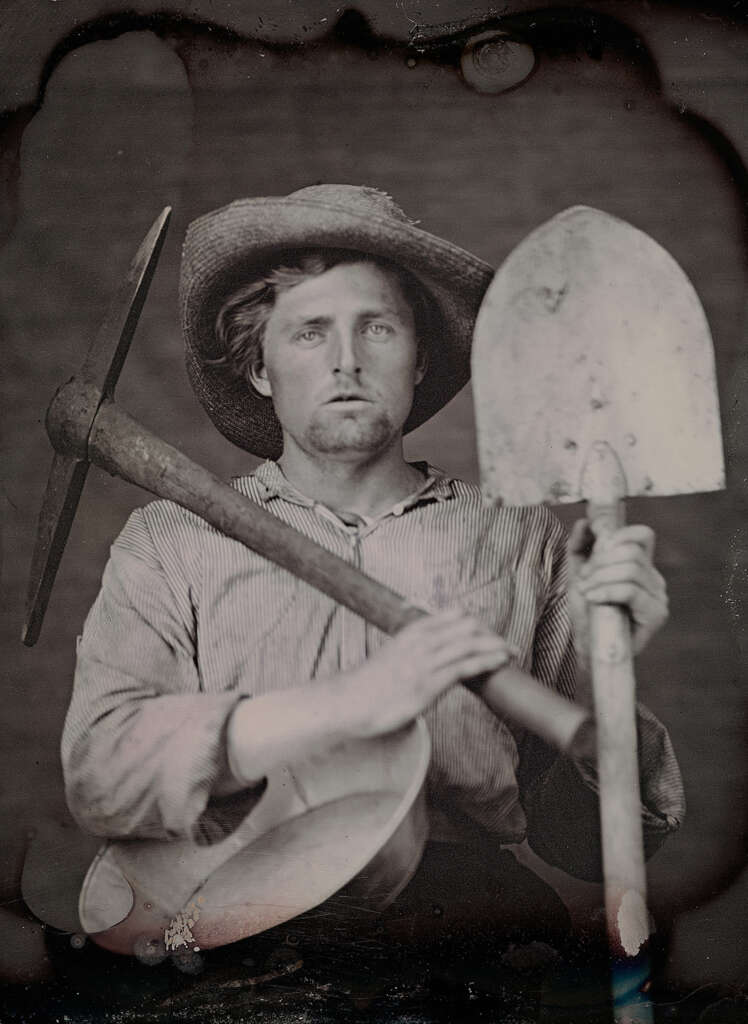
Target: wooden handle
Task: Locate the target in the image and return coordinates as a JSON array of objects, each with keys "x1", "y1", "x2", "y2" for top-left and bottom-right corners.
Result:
[
  {"x1": 588, "y1": 499, "x2": 653, "y2": 1023},
  {"x1": 88, "y1": 400, "x2": 590, "y2": 757}
]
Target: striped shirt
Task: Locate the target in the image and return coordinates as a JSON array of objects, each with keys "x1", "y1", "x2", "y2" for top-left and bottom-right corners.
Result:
[{"x1": 62, "y1": 460, "x2": 684, "y2": 875}]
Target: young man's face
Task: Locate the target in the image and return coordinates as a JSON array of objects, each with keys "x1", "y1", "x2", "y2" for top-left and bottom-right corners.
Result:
[{"x1": 251, "y1": 261, "x2": 426, "y2": 459}]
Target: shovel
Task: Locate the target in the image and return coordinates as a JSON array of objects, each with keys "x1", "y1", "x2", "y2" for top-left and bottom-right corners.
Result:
[{"x1": 472, "y1": 206, "x2": 724, "y2": 1021}]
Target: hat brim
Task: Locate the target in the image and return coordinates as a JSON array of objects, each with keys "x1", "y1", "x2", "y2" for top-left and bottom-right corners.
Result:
[{"x1": 181, "y1": 195, "x2": 494, "y2": 459}]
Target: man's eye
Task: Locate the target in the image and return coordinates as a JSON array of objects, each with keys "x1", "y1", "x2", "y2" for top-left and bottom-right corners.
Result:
[
  {"x1": 295, "y1": 328, "x2": 324, "y2": 344},
  {"x1": 364, "y1": 322, "x2": 393, "y2": 338}
]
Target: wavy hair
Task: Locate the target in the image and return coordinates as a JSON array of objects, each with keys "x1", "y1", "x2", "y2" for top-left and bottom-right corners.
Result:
[{"x1": 213, "y1": 249, "x2": 435, "y2": 389}]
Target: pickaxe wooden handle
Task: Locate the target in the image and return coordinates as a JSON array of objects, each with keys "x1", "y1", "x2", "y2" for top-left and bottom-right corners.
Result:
[{"x1": 23, "y1": 209, "x2": 592, "y2": 759}]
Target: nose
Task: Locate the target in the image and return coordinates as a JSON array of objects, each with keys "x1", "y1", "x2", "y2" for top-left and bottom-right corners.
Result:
[{"x1": 330, "y1": 329, "x2": 361, "y2": 376}]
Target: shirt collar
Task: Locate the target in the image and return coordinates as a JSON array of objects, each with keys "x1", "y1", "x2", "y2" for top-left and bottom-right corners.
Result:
[{"x1": 249, "y1": 459, "x2": 455, "y2": 516}]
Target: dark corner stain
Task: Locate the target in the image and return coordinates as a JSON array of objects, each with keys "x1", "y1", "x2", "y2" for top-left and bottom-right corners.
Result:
[
  {"x1": 0, "y1": 106, "x2": 34, "y2": 242},
  {"x1": 680, "y1": 108, "x2": 748, "y2": 258},
  {"x1": 408, "y1": 6, "x2": 662, "y2": 88},
  {"x1": 1, "y1": 3, "x2": 746, "y2": 250},
  {"x1": 332, "y1": 8, "x2": 380, "y2": 51},
  {"x1": 0, "y1": 3, "x2": 692, "y2": 245},
  {"x1": 0, "y1": 6, "x2": 401, "y2": 244}
]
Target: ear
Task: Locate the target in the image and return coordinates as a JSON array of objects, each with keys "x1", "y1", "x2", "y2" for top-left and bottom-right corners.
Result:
[
  {"x1": 414, "y1": 344, "x2": 428, "y2": 387},
  {"x1": 249, "y1": 361, "x2": 273, "y2": 398}
]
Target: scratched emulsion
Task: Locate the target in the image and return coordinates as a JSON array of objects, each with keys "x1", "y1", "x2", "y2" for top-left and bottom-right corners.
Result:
[
  {"x1": 165, "y1": 900, "x2": 202, "y2": 952},
  {"x1": 617, "y1": 889, "x2": 650, "y2": 958}
]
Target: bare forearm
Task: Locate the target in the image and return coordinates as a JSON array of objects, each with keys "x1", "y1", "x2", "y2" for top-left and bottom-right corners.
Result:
[
  {"x1": 218, "y1": 678, "x2": 365, "y2": 795},
  {"x1": 217, "y1": 611, "x2": 516, "y2": 797}
]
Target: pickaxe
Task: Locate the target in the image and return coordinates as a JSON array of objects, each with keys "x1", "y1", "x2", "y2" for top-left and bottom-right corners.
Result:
[
  {"x1": 23, "y1": 206, "x2": 591, "y2": 769},
  {"x1": 473, "y1": 206, "x2": 724, "y2": 1023}
]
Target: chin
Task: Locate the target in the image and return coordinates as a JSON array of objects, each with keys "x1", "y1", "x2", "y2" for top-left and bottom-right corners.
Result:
[{"x1": 305, "y1": 409, "x2": 398, "y2": 455}]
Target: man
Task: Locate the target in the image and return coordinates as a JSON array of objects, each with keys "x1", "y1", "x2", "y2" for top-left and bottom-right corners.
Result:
[{"x1": 62, "y1": 185, "x2": 683, "y2": 990}]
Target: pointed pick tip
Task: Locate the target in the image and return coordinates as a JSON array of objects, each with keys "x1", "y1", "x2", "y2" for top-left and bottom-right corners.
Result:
[
  {"x1": 155, "y1": 205, "x2": 172, "y2": 229},
  {"x1": 22, "y1": 454, "x2": 90, "y2": 649},
  {"x1": 21, "y1": 619, "x2": 38, "y2": 648},
  {"x1": 137, "y1": 205, "x2": 172, "y2": 260},
  {"x1": 82, "y1": 204, "x2": 173, "y2": 395}
]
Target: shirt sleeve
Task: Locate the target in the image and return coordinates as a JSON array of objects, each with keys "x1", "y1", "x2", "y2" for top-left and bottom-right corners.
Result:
[
  {"x1": 61, "y1": 508, "x2": 245, "y2": 841},
  {"x1": 518, "y1": 515, "x2": 686, "y2": 881}
]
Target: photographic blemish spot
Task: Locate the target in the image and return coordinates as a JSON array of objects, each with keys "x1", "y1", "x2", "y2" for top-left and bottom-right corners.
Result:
[
  {"x1": 549, "y1": 480, "x2": 571, "y2": 500},
  {"x1": 539, "y1": 283, "x2": 567, "y2": 313}
]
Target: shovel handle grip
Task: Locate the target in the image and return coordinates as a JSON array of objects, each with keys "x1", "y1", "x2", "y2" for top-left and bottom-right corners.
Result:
[{"x1": 588, "y1": 500, "x2": 652, "y2": 983}]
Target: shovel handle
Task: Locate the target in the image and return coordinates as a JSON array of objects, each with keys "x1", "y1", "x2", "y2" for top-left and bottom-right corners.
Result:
[{"x1": 588, "y1": 498, "x2": 653, "y2": 1021}]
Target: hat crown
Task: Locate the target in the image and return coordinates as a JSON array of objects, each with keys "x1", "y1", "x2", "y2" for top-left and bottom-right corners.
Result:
[{"x1": 288, "y1": 184, "x2": 416, "y2": 226}]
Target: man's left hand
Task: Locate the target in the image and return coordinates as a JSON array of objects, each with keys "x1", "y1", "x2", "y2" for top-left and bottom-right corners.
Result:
[{"x1": 567, "y1": 520, "x2": 669, "y2": 660}]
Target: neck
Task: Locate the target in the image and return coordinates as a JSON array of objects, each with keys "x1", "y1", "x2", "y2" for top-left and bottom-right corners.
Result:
[{"x1": 277, "y1": 437, "x2": 425, "y2": 517}]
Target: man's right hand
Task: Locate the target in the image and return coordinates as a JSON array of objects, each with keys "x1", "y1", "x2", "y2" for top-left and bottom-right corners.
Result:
[{"x1": 340, "y1": 608, "x2": 517, "y2": 739}]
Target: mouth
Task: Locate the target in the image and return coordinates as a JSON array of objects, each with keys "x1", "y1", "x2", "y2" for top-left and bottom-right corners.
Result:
[{"x1": 324, "y1": 394, "x2": 372, "y2": 405}]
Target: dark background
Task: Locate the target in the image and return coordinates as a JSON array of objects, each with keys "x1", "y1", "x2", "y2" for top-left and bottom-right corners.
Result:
[{"x1": 1, "y1": 0, "x2": 746, "y2": 1008}]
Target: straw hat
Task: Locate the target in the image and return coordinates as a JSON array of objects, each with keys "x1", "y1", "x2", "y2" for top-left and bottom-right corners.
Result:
[{"x1": 180, "y1": 184, "x2": 493, "y2": 459}]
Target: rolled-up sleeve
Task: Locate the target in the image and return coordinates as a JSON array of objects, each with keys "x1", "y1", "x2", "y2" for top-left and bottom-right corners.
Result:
[
  {"x1": 61, "y1": 509, "x2": 243, "y2": 841},
  {"x1": 519, "y1": 519, "x2": 686, "y2": 881}
]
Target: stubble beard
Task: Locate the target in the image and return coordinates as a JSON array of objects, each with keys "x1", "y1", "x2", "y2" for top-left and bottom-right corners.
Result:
[{"x1": 304, "y1": 407, "x2": 399, "y2": 455}]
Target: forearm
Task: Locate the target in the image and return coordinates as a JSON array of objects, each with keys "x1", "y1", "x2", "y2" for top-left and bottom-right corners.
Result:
[
  {"x1": 219, "y1": 676, "x2": 371, "y2": 795},
  {"x1": 63, "y1": 687, "x2": 243, "y2": 839},
  {"x1": 223, "y1": 609, "x2": 519, "y2": 795},
  {"x1": 63, "y1": 518, "x2": 237, "y2": 840},
  {"x1": 66, "y1": 650, "x2": 375, "y2": 835}
]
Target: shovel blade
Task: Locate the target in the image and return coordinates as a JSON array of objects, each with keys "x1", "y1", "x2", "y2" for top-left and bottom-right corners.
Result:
[{"x1": 473, "y1": 206, "x2": 725, "y2": 506}]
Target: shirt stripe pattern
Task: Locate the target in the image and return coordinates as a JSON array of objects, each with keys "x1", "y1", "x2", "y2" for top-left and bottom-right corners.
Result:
[{"x1": 62, "y1": 460, "x2": 684, "y2": 854}]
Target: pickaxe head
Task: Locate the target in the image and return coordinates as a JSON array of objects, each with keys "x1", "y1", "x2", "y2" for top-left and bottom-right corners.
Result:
[{"x1": 22, "y1": 207, "x2": 171, "y2": 646}]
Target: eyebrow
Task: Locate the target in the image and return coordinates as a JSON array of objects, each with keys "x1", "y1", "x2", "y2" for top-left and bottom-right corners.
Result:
[
  {"x1": 275, "y1": 315, "x2": 334, "y2": 332},
  {"x1": 357, "y1": 307, "x2": 406, "y2": 321}
]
